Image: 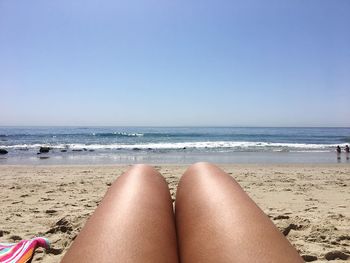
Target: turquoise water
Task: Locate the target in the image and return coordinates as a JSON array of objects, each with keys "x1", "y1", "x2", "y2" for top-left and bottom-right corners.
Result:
[{"x1": 0, "y1": 127, "x2": 349, "y2": 164}]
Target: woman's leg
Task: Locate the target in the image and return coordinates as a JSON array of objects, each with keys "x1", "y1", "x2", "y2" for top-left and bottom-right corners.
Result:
[
  {"x1": 175, "y1": 162, "x2": 303, "y2": 263},
  {"x1": 62, "y1": 164, "x2": 178, "y2": 263}
]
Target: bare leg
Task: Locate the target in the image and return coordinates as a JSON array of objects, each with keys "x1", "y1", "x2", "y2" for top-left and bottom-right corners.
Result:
[
  {"x1": 175, "y1": 162, "x2": 303, "y2": 263},
  {"x1": 62, "y1": 164, "x2": 178, "y2": 263}
]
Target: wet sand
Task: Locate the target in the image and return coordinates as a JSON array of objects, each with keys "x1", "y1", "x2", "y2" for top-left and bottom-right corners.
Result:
[{"x1": 0, "y1": 164, "x2": 349, "y2": 262}]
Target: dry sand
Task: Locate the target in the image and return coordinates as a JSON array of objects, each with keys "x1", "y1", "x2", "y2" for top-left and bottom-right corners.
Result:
[{"x1": 0, "y1": 164, "x2": 349, "y2": 262}]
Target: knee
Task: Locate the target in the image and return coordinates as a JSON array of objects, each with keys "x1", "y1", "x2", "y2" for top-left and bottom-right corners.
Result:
[
  {"x1": 122, "y1": 164, "x2": 164, "y2": 182},
  {"x1": 189, "y1": 162, "x2": 216, "y2": 170},
  {"x1": 179, "y1": 162, "x2": 218, "y2": 184},
  {"x1": 129, "y1": 163, "x2": 155, "y2": 172},
  {"x1": 186, "y1": 162, "x2": 218, "y2": 175}
]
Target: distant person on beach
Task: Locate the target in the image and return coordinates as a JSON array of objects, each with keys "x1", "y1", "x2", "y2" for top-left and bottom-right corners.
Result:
[
  {"x1": 337, "y1": 145, "x2": 341, "y2": 154},
  {"x1": 345, "y1": 145, "x2": 350, "y2": 160},
  {"x1": 62, "y1": 163, "x2": 303, "y2": 263},
  {"x1": 336, "y1": 145, "x2": 341, "y2": 160}
]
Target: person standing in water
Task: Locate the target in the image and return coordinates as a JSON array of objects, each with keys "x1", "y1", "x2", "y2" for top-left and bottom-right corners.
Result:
[
  {"x1": 336, "y1": 145, "x2": 341, "y2": 161},
  {"x1": 345, "y1": 145, "x2": 349, "y2": 160}
]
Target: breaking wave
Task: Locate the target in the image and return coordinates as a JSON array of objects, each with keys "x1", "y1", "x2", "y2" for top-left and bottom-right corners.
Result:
[{"x1": 3, "y1": 141, "x2": 347, "y2": 152}]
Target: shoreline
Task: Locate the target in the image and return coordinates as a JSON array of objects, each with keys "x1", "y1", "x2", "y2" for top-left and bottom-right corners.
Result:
[
  {"x1": 1, "y1": 162, "x2": 350, "y2": 167},
  {"x1": 1, "y1": 164, "x2": 349, "y2": 262},
  {"x1": 1, "y1": 151, "x2": 349, "y2": 165}
]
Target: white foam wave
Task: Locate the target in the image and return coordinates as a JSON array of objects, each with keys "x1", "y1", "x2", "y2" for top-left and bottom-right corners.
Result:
[
  {"x1": 2, "y1": 141, "x2": 348, "y2": 151},
  {"x1": 92, "y1": 132, "x2": 144, "y2": 137},
  {"x1": 4, "y1": 144, "x2": 66, "y2": 149}
]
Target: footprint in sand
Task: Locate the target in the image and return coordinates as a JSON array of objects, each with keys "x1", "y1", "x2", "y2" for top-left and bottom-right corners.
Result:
[
  {"x1": 324, "y1": 251, "x2": 349, "y2": 260},
  {"x1": 301, "y1": 255, "x2": 318, "y2": 262},
  {"x1": 0, "y1": 230, "x2": 10, "y2": 237},
  {"x1": 46, "y1": 247, "x2": 63, "y2": 255},
  {"x1": 273, "y1": 215, "x2": 290, "y2": 220},
  {"x1": 46, "y1": 217, "x2": 73, "y2": 234},
  {"x1": 337, "y1": 235, "x2": 350, "y2": 242},
  {"x1": 9, "y1": 235, "x2": 22, "y2": 241},
  {"x1": 45, "y1": 209, "x2": 58, "y2": 215},
  {"x1": 282, "y1": 223, "x2": 303, "y2": 236}
]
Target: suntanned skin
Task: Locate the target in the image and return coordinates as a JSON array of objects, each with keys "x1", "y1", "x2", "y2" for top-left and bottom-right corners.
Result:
[
  {"x1": 176, "y1": 162, "x2": 303, "y2": 263},
  {"x1": 61, "y1": 164, "x2": 178, "y2": 263},
  {"x1": 62, "y1": 163, "x2": 303, "y2": 263}
]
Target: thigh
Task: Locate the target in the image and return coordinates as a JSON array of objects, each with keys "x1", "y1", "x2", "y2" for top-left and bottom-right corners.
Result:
[
  {"x1": 175, "y1": 162, "x2": 303, "y2": 263},
  {"x1": 62, "y1": 164, "x2": 178, "y2": 263}
]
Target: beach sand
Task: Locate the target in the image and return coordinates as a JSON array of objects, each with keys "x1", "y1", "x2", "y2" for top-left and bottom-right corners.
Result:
[{"x1": 0, "y1": 164, "x2": 349, "y2": 262}]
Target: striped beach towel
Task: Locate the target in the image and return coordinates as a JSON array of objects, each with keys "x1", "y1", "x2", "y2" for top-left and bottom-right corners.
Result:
[{"x1": 0, "y1": 237, "x2": 49, "y2": 263}]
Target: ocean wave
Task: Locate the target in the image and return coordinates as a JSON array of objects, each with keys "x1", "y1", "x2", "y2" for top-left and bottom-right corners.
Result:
[
  {"x1": 92, "y1": 132, "x2": 144, "y2": 137},
  {"x1": 0, "y1": 132, "x2": 215, "y2": 138},
  {"x1": 3, "y1": 141, "x2": 348, "y2": 152},
  {"x1": 142, "y1": 132, "x2": 207, "y2": 138},
  {"x1": 0, "y1": 132, "x2": 145, "y2": 138},
  {"x1": 1, "y1": 131, "x2": 349, "y2": 144}
]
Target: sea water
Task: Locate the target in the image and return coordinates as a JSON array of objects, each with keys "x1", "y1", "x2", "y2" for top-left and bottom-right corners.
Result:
[{"x1": 0, "y1": 127, "x2": 349, "y2": 164}]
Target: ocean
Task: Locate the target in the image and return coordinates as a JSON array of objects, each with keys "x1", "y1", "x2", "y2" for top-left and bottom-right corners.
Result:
[{"x1": 0, "y1": 127, "x2": 349, "y2": 164}]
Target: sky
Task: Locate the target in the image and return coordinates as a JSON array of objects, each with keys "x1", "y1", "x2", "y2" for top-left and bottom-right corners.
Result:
[{"x1": 0, "y1": 0, "x2": 349, "y2": 127}]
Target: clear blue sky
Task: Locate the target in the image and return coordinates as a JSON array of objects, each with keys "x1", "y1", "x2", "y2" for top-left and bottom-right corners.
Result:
[{"x1": 0, "y1": 0, "x2": 349, "y2": 126}]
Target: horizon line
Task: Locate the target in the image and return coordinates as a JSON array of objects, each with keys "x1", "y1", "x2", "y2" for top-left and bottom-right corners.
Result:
[{"x1": 0, "y1": 125, "x2": 349, "y2": 129}]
